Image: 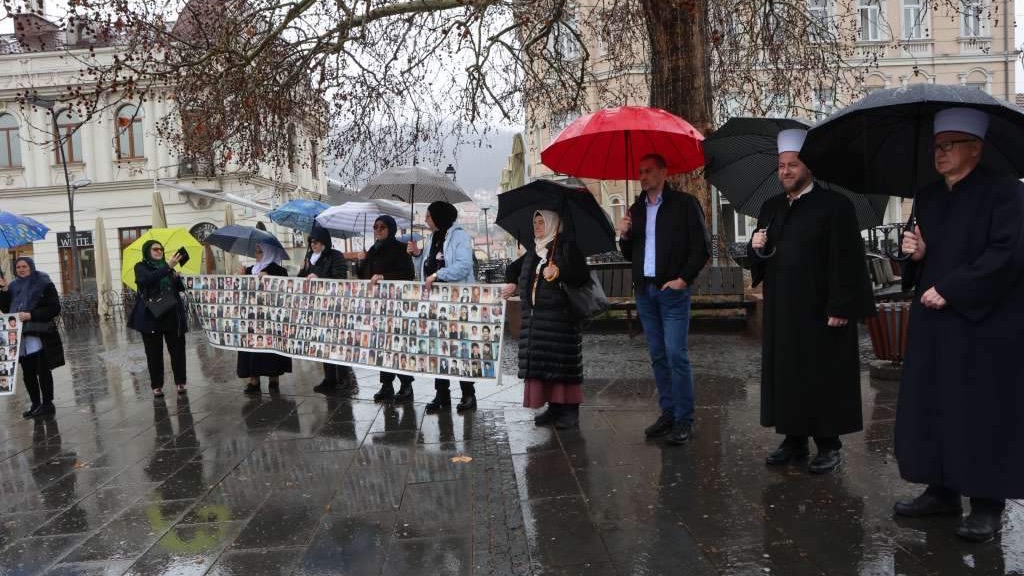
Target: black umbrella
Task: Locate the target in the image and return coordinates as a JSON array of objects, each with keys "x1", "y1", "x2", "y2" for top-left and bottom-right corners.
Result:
[
  {"x1": 496, "y1": 179, "x2": 616, "y2": 256},
  {"x1": 703, "y1": 117, "x2": 891, "y2": 230},
  {"x1": 801, "y1": 84, "x2": 1024, "y2": 199}
]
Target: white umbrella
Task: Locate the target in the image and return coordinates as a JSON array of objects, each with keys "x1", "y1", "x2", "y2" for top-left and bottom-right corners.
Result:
[{"x1": 315, "y1": 200, "x2": 414, "y2": 245}]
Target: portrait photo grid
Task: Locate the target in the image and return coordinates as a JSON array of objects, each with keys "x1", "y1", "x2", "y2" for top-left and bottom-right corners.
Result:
[
  {"x1": 0, "y1": 314, "x2": 23, "y2": 396},
  {"x1": 184, "y1": 276, "x2": 506, "y2": 382}
]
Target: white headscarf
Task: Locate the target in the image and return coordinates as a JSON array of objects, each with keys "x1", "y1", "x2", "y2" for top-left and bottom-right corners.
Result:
[
  {"x1": 251, "y1": 243, "x2": 279, "y2": 276},
  {"x1": 533, "y1": 210, "x2": 562, "y2": 264}
]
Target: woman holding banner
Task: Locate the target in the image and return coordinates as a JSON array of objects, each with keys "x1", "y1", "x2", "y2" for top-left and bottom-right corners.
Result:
[
  {"x1": 298, "y1": 225, "x2": 350, "y2": 394},
  {"x1": 239, "y1": 243, "x2": 292, "y2": 395},
  {"x1": 408, "y1": 201, "x2": 477, "y2": 413},
  {"x1": 502, "y1": 211, "x2": 588, "y2": 429},
  {"x1": 357, "y1": 215, "x2": 417, "y2": 403}
]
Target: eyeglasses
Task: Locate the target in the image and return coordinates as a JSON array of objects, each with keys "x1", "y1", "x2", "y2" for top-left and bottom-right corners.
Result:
[
  {"x1": 151, "y1": 247, "x2": 164, "y2": 252},
  {"x1": 372, "y1": 225, "x2": 388, "y2": 230},
  {"x1": 931, "y1": 139, "x2": 978, "y2": 153}
]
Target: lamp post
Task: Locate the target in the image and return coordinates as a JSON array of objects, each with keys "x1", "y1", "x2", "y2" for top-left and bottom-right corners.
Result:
[
  {"x1": 444, "y1": 163, "x2": 456, "y2": 182},
  {"x1": 481, "y1": 206, "x2": 491, "y2": 262},
  {"x1": 29, "y1": 97, "x2": 90, "y2": 293}
]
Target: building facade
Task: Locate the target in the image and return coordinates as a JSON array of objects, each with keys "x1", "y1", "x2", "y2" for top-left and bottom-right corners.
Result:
[{"x1": 0, "y1": 13, "x2": 325, "y2": 294}]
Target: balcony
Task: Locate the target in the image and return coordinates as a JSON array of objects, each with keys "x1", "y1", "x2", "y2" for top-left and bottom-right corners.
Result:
[
  {"x1": 899, "y1": 39, "x2": 933, "y2": 58},
  {"x1": 959, "y1": 37, "x2": 993, "y2": 55}
]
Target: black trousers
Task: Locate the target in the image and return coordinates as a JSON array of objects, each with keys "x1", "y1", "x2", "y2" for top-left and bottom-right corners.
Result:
[
  {"x1": 783, "y1": 434, "x2": 842, "y2": 451},
  {"x1": 926, "y1": 485, "x2": 1006, "y2": 513},
  {"x1": 323, "y1": 363, "x2": 355, "y2": 385},
  {"x1": 141, "y1": 332, "x2": 187, "y2": 389},
  {"x1": 380, "y1": 372, "x2": 414, "y2": 387},
  {"x1": 435, "y1": 379, "x2": 475, "y2": 396},
  {"x1": 20, "y1": 351, "x2": 54, "y2": 405}
]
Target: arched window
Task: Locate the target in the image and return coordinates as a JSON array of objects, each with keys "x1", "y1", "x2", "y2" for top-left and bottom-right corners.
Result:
[
  {"x1": 55, "y1": 109, "x2": 83, "y2": 163},
  {"x1": 608, "y1": 195, "x2": 625, "y2": 224},
  {"x1": 116, "y1": 104, "x2": 144, "y2": 159},
  {"x1": 0, "y1": 114, "x2": 21, "y2": 168}
]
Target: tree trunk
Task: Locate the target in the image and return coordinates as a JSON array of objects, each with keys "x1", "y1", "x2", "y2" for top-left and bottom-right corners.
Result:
[{"x1": 641, "y1": 0, "x2": 718, "y2": 250}]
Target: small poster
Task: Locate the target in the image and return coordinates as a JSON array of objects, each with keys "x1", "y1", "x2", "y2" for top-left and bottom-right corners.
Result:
[
  {"x1": 0, "y1": 314, "x2": 23, "y2": 396},
  {"x1": 184, "y1": 276, "x2": 506, "y2": 382}
]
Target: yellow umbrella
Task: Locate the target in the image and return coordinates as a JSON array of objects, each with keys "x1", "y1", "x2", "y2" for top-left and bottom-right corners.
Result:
[
  {"x1": 152, "y1": 192, "x2": 167, "y2": 228},
  {"x1": 223, "y1": 203, "x2": 238, "y2": 274},
  {"x1": 94, "y1": 217, "x2": 113, "y2": 316},
  {"x1": 121, "y1": 228, "x2": 203, "y2": 291}
]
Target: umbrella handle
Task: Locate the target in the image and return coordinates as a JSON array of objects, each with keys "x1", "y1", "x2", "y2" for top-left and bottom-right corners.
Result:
[{"x1": 886, "y1": 203, "x2": 916, "y2": 262}]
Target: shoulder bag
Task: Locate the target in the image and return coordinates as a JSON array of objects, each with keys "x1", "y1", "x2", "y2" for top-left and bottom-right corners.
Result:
[{"x1": 145, "y1": 288, "x2": 178, "y2": 318}]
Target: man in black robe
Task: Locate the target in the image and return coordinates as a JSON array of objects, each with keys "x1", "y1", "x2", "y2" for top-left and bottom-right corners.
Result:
[
  {"x1": 894, "y1": 107, "x2": 1024, "y2": 542},
  {"x1": 748, "y1": 128, "x2": 875, "y2": 474}
]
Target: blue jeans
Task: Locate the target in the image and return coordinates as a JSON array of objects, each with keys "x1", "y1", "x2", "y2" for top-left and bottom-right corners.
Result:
[{"x1": 635, "y1": 284, "x2": 694, "y2": 425}]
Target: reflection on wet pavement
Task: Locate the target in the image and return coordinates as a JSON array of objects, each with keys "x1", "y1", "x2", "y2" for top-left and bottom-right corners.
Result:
[{"x1": 0, "y1": 324, "x2": 1020, "y2": 575}]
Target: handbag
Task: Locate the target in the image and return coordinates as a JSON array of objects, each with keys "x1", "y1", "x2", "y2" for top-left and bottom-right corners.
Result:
[
  {"x1": 563, "y1": 270, "x2": 610, "y2": 320},
  {"x1": 22, "y1": 320, "x2": 54, "y2": 336},
  {"x1": 145, "y1": 289, "x2": 178, "y2": 318}
]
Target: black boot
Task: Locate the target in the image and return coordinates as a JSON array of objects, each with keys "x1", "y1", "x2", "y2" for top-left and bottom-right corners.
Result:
[
  {"x1": 31, "y1": 402, "x2": 55, "y2": 417},
  {"x1": 394, "y1": 382, "x2": 414, "y2": 402},
  {"x1": 244, "y1": 379, "x2": 261, "y2": 395},
  {"x1": 425, "y1": 390, "x2": 452, "y2": 412},
  {"x1": 22, "y1": 403, "x2": 40, "y2": 419},
  {"x1": 456, "y1": 394, "x2": 477, "y2": 412},
  {"x1": 374, "y1": 382, "x2": 395, "y2": 403},
  {"x1": 534, "y1": 403, "x2": 560, "y2": 426},
  {"x1": 554, "y1": 404, "x2": 579, "y2": 430}
]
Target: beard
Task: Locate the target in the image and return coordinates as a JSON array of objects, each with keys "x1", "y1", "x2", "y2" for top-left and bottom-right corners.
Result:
[{"x1": 782, "y1": 174, "x2": 812, "y2": 194}]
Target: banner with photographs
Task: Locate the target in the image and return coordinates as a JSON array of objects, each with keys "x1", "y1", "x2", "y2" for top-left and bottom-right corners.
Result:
[
  {"x1": 1, "y1": 314, "x2": 23, "y2": 396},
  {"x1": 184, "y1": 276, "x2": 506, "y2": 382}
]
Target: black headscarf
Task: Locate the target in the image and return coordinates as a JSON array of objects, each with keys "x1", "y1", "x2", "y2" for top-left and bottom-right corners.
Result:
[
  {"x1": 308, "y1": 224, "x2": 332, "y2": 248},
  {"x1": 375, "y1": 215, "x2": 398, "y2": 240},
  {"x1": 425, "y1": 202, "x2": 458, "y2": 277}
]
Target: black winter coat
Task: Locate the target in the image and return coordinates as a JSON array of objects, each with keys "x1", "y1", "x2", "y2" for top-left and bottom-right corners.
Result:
[
  {"x1": 619, "y1": 186, "x2": 710, "y2": 288},
  {"x1": 356, "y1": 238, "x2": 415, "y2": 280},
  {"x1": 129, "y1": 262, "x2": 188, "y2": 335},
  {"x1": 0, "y1": 282, "x2": 65, "y2": 370},
  {"x1": 298, "y1": 248, "x2": 348, "y2": 279},
  {"x1": 506, "y1": 239, "x2": 588, "y2": 383}
]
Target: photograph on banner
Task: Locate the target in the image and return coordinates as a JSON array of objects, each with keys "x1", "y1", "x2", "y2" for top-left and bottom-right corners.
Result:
[
  {"x1": 183, "y1": 275, "x2": 505, "y2": 381},
  {"x1": 0, "y1": 314, "x2": 23, "y2": 395}
]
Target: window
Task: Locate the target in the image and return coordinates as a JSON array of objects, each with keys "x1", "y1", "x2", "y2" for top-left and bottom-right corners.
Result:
[
  {"x1": 115, "y1": 104, "x2": 145, "y2": 159},
  {"x1": 55, "y1": 109, "x2": 83, "y2": 163},
  {"x1": 608, "y1": 195, "x2": 625, "y2": 224},
  {"x1": 858, "y1": 0, "x2": 882, "y2": 41},
  {"x1": 808, "y1": 0, "x2": 832, "y2": 42},
  {"x1": 961, "y1": 0, "x2": 987, "y2": 37},
  {"x1": 548, "y1": 16, "x2": 581, "y2": 62},
  {"x1": 902, "y1": 0, "x2": 926, "y2": 39},
  {"x1": 0, "y1": 114, "x2": 20, "y2": 168}
]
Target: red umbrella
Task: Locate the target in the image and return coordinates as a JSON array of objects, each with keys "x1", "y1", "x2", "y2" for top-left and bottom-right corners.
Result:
[{"x1": 540, "y1": 106, "x2": 705, "y2": 198}]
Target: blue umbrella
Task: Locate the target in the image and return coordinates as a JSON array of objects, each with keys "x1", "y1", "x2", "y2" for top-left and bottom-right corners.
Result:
[
  {"x1": 267, "y1": 199, "x2": 330, "y2": 233},
  {"x1": 0, "y1": 210, "x2": 48, "y2": 249},
  {"x1": 206, "y1": 224, "x2": 289, "y2": 261}
]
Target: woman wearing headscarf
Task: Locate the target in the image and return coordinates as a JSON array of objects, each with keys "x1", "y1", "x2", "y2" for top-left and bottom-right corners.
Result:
[
  {"x1": 0, "y1": 257, "x2": 65, "y2": 418},
  {"x1": 298, "y1": 224, "x2": 349, "y2": 394},
  {"x1": 129, "y1": 240, "x2": 188, "y2": 397},
  {"x1": 239, "y1": 243, "x2": 292, "y2": 395},
  {"x1": 408, "y1": 201, "x2": 477, "y2": 413},
  {"x1": 357, "y1": 215, "x2": 417, "y2": 402},
  {"x1": 501, "y1": 210, "x2": 589, "y2": 429}
]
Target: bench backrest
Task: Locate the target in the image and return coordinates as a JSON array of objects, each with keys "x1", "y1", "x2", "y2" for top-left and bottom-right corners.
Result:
[
  {"x1": 691, "y1": 266, "x2": 745, "y2": 297},
  {"x1": 589, "y1": 262, "x2": 633, "y2": 298}
]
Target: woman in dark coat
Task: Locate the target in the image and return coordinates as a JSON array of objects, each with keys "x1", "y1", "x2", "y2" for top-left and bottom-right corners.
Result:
[
  {"x1": 239, "y1": 243, "x2": 292, "y2": 395},
  {"x1": 0, "y1": 257, "x2": 65, "y2": 418},
  {"x1": 357, "y1": 215, "x2": 417, "y2": 403},
  {"x1": 297, "y1": 225, "x2": 349, "y2": 393},
  {"x1": 502, "y1": 210, "x2": 588, "y2": 429},
  {"x1": 129, "y1": 240, "x2": 188, "y2": 397}
]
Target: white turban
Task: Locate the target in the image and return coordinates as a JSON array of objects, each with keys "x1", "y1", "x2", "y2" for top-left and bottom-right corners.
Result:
[
  {"x1": 777, "y1": 129, "x2": 807, "y2": 154},
  {"x1": 933, "y1": 107, "x2": 989, "y2": 139}
]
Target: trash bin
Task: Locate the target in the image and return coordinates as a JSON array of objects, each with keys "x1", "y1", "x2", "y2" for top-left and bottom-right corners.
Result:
[{"x1": 866, "y1": 301, "x2": 911, "y2": 363}]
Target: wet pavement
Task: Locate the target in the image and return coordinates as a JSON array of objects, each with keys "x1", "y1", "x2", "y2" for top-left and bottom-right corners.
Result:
[{"x1": 0, "y1": 322, "x2": 1021, "y2": 575}]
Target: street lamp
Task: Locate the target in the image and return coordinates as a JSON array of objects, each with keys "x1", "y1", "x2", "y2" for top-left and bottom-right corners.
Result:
[
  {"x1": 481, "y1": 206, "x2": 492, "y2": 262},
  {"x1": 29, "y1": 96, "x2": 88, "y2": 293},
  {"x1": 444, "y1": 164, "x2": 456, "y2": 182}
]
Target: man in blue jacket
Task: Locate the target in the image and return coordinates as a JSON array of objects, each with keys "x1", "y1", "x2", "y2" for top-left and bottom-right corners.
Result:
[{"x1": 619, "y1": 154, "x2": 709, "y2": 445}]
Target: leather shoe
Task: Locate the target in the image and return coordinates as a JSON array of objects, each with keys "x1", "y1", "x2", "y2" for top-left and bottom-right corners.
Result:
[
  {"x1": 394, "y1": 385, "x2": 414, "y2": 402},
  {"x1": 554, "y1": 405, "x2": 579, "y2": 430},
  {"x1": 644, "y1": 413, "x2": 674, "y2": 438},
  {"x1": 425, "y1": 393, "x2": 452, "y2": 412},
  {"x1": 765, "y1": 444, "x2": 810, "y2": 466},
  {"x1": 373, "y1": 385, "x2": 395, "y2": 403},
  {"x1": 893, "y1": 493, "x2": 963, "y2": 518},
  {"x1": 534, "y1": 404, "x2": 560, "y2": 426},
  {"x1": 243, "y1": 383, "x2": 261, "y2": 396},
  {"x1": 956, "y1": 511, "x2": 1002, "y2": 543},
  {"x1": 666, "y1": 422, "x2": 693, "y2": 445},
  {"x1": 312, "y1": 381, "x2": 337, "y2": 395},
  {"x1": 808, "y1": 449, "x2": 842, "y2": 474},
  {"x1": 456, "y1": 395, "x2": 477, "y2": 412},
  {"x1": 30, "y1": 402, "x2": 55, "y2": 418},
  {"x1": 22, "y1": 404, "x2": 39, "y2": 418}
]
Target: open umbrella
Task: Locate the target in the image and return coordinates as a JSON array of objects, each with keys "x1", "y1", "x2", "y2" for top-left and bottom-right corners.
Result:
[
  {"x1": 207, "y1": 224, "x2": 289, "y2": 262},
  {"x1": 315, "y1": 200, "x2": 413, "y2": 237},
  {"x1": 496, "y1": 179, "x2": 616, "y2": 256},
  {"x1": 359, "y1": 165, "x2": 471, "y2": 226},
  {"x1": 801, "y1": 84, "x2": 1024, "y2": 199},
  {"x1": 121, "y1": 228, "x2": 203, "y2": 291},
  {"x1": 267, "y1": 199, "x2": 330, "y2": 233},
  {"x1": 703, "y1": 117, "x2": 891, "y2": 229},
  {"x1": 541, "y1": 106, "x2": 705, "y2": 203},
  {"x1": 0, "y1": 210, "x2": 48, "y2": 249}
]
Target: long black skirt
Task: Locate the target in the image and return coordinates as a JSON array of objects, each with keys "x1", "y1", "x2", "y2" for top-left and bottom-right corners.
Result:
[{"x1": 236, "y1": 351, "x2": 292, "y2": 378}]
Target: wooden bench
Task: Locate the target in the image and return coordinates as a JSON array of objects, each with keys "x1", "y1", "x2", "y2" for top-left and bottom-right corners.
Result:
[
  {"x1": 690, "y1": 266, "x2": 753, "y2": 311},
  {"x1": 590, "y1": 262, "x2": 637, "y2": 335}
]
